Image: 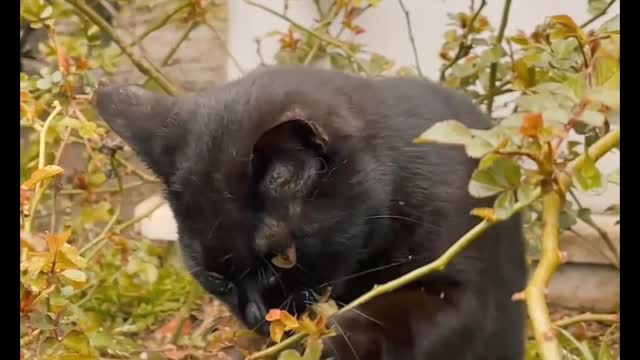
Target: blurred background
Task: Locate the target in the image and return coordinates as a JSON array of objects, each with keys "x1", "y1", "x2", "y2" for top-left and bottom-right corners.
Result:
[{"x1": 20, "y1": 1, "x2": 620, "y2": 359}]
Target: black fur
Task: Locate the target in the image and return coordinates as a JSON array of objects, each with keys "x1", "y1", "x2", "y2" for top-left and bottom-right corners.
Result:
[{"x1": 95, "y1": 66, "x2": 527, "y2": 360}]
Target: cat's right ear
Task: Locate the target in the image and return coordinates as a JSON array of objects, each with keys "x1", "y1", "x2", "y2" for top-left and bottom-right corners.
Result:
[{"x1": 95, "y1": 85, "x2": 184, "y2": 179}]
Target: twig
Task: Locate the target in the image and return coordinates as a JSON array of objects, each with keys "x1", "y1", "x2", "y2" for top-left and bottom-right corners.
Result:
[
  {"x1": 486, "y1": 0, "x2": 512, "y2": 116},
  {"x1": 439, "y1": 0, "x2": 487, "y2": 82},
  {"x1": 128, "y1": 2, "x2": 191, "y2": 47},
  {"x1": 244, "y1": 0, "x2": 371, "y2": 76},
  {"x1": 79, "y1": 206, "x2": 121, "y2": 255},
  {"x1": 525, "y1": 190, "x2": 563, "y2": 360},
  {"x1": 397, "y1": 0, "x2": 423, "y2": 78},
  {"x1": 162, "y1": 22, "x2": 198, "y2": 67},
  {"x1": 59, "y1": 180, "x2": 146, "y2": 195},
  {"x1": 581, "y1": 0, "x2": 617, "y2": 28},
  {"x1": 113, "y1": 155, "x2": 159, "y2": 182},
  {"x1": 64, "y1": 0, "x2": 179, "y2": 96},
  {"x1": 84, "y1": 201, "x2": 165, "y2": 260},
  {"x1": 205, "y1": 22, "x2": 245, "y2": 75},
  {"x1": 553, "y1": 313, "x2": 619, "y2": 327}
]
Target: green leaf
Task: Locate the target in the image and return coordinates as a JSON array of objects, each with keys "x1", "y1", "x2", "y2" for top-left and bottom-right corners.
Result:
[
  {"x1": 559, "y1": 210, "x2": 577, "y2": 230},
  {"x1": 469, "y1": 156, "x2": 521, "y2": 198},
  {"x1": 36, "y1": 77, "x2": 52, "y2": 90},
  {"x1": 585, "y1": 87, "x2": 620, "y2": 109},
  {"x1": 516, "y1": 182, "x2": 540, "y2": 205},
  {"x1": 578, "y1": 110, "x2": 606, "y2": 127},
  {"x1": 465, "y1": 137, "x2": 493, "y2": 158},
  {"x1": 574, "y1": 155, "x2": 604, "y2": 192},
  {"x1": 414, "y1": 120, "x2": 473, "y2": 146},
  {"x1": 61, "y1": 330, "x2": 96, "y2": 356},
  {"x1": 597, "y1": 14, "x2": 620, "y2": 33},
  {"x1": 278, "y1": 349, "x2": 304, "y2": 360},
  {"x1": 589, "y1": 0, "x2": 611, "y2": 17},
  {"x1": 494, "y1": 190, "x2": 516, "y2": 220}
]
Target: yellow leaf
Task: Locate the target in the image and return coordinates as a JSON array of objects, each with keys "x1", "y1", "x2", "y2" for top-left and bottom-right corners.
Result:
[
  {"x1": 272, "y1": 246, "x2": 297, "y2": 269},
  {"x1": 46, "y1": 229, "x2": 71, "y2": 256},
  {"x1": 56, "y1": 244, "x2": 88, "y2": 270},
  {"x1": 550, "y1": 15, "x2": 586, "y2": 43},
  {"x1": 21, "y1": 165, "x2": 64, "y2": 190},
  {"x1": 311, "y1": 300, "x2": 339, "y2": 319},
  {"x1": 470, "y1": 208, "x2": 496, "y2": 222},
  {"x1": 270, "y1": 321, "x2": 286, "y2": 343}
]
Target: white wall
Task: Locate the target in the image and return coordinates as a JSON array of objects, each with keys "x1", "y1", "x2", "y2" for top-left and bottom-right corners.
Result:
[{"x1": 226, "y1": 0, "x2": 620, "y2": 213}]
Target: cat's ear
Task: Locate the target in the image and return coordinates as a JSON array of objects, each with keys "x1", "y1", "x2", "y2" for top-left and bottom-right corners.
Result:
[
  {"x1": 95, "y1": 85, "x2": 184, "y2": 179},
  {"x1": 253, "y1": 119, "x2": 329, "y2": 157}
]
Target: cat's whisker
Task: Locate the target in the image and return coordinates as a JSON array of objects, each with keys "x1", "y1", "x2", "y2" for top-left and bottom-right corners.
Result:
[
  {"x1": 335, "y1": 300, "x2": 384, "y2": 327},
  {"x1": 332, "y1": 320, "x2": 361, "y2": 360},
  {"x1": 364, "y1": 214, "x2": 426, "y2": 225}
]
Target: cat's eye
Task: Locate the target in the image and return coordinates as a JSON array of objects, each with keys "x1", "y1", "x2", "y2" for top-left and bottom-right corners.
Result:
[{"x1": 205, "y1": 271, "x2": 233, "y2": 295}]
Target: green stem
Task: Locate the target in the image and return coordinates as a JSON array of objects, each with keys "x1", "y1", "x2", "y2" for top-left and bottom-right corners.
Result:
[
  {"x1": 553, "y1": 312, "x2": 619, "y2": 327},
  {"x1": 24, "y1": 102, "x2": 63, "y2": 234},
  {"x1": 581, "y1": 0, "x2": 617, "y2": 28},
  {"x1": 525, "y1": 191, "x2": 563, "y2": 360},
  {"x1": 486, "y1": 0, "x2": 512, "y2": 116}
]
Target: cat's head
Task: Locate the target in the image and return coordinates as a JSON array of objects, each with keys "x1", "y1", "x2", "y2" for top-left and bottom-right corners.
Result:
[{"x1": 95, "y1": 67, "x2": 391, "y2": 333}]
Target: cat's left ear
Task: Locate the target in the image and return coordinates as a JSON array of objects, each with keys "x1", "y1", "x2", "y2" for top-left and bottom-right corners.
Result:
[
  {"x1": 95, "y1": 85, "x2": 187, "y2": 179},
  {"x1": 253, "y1": 118, "x2": 329, "y2": 157}
]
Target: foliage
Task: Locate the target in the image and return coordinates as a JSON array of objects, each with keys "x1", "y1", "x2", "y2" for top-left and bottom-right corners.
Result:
[{"x1": 20, "y1": 0, "x2": 619, "y2": 359}]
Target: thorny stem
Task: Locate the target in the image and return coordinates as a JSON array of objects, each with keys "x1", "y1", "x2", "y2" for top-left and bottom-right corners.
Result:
[
  {"x1": 244, "y1": 0, "x2": 371, "y2": 76},
  {"x1": 398, "y1": 0, "x2": 423, "y2": 78},
  {"x1": 525, "y1": 190, "x2": 563, "y2": 360},
  {"x1": 486, "y1": 0, "x2": 512, "y2": 116},
  {"x1": 553, "y1": 313, "x2": 619, "y2": 328},
  {"x1": 439, "y1": 0, "x2": 487, "y2": 82},
  {"x1": 64, "y1": 0, "x2": 179, "y2": 96},
  {"x1": 247, "y1": 128, "x2": 621, "y2": 360},
  {"x1": 581, "y1": 0, "x2": 617, "y2": 28}
]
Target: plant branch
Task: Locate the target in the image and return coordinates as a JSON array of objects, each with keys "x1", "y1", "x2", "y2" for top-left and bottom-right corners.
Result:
[
  {"x1": 439, "y1": 0, "x2": 487, "y2": 82},
  {"x1": 398, "y1": 0, "x2": 423, "y2": 78},
  {"x1": 244, "y1": 0, "x2": 371, "y2": 76},
  {"x1": 553, "y1": 313, "x2": 619, "y2": 327},
  {"x1": 129, "y1": 2, "x2": 191, "y2": 47},
  {"x1": 525, "y1": 190, "x2": 563, "y2": 360},
  {"x1": 24, "y1": 102, "x2": 63, "y2": 234},
  {"x1": 64, "y1": 0, "x2": 179, "y2": 96},
  {"x1": 162, "y1": 22, "x2": 198, "y2": 67},
  {"x1": 205, "y1": 22, "x2": 246, "y2": 75},
  {"x1": 581, "y1": 0, "x2": 617, "y2": 28},
  {"x1": 486, "y1": 0, "x2": 512, "y2": 116}
]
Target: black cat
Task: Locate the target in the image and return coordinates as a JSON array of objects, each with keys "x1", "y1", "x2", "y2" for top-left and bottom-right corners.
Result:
[{"x1": 95, "y1": 66, "x2": 527, "y2": 360}]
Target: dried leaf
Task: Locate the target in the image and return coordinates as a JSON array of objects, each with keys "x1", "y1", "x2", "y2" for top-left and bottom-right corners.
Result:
[
  {"x1": 520, "y1": 113, "x2": 543, "y2": 137},
  {"x1": 22, "y1": 165, "x2": 64, "y2": 190}
]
